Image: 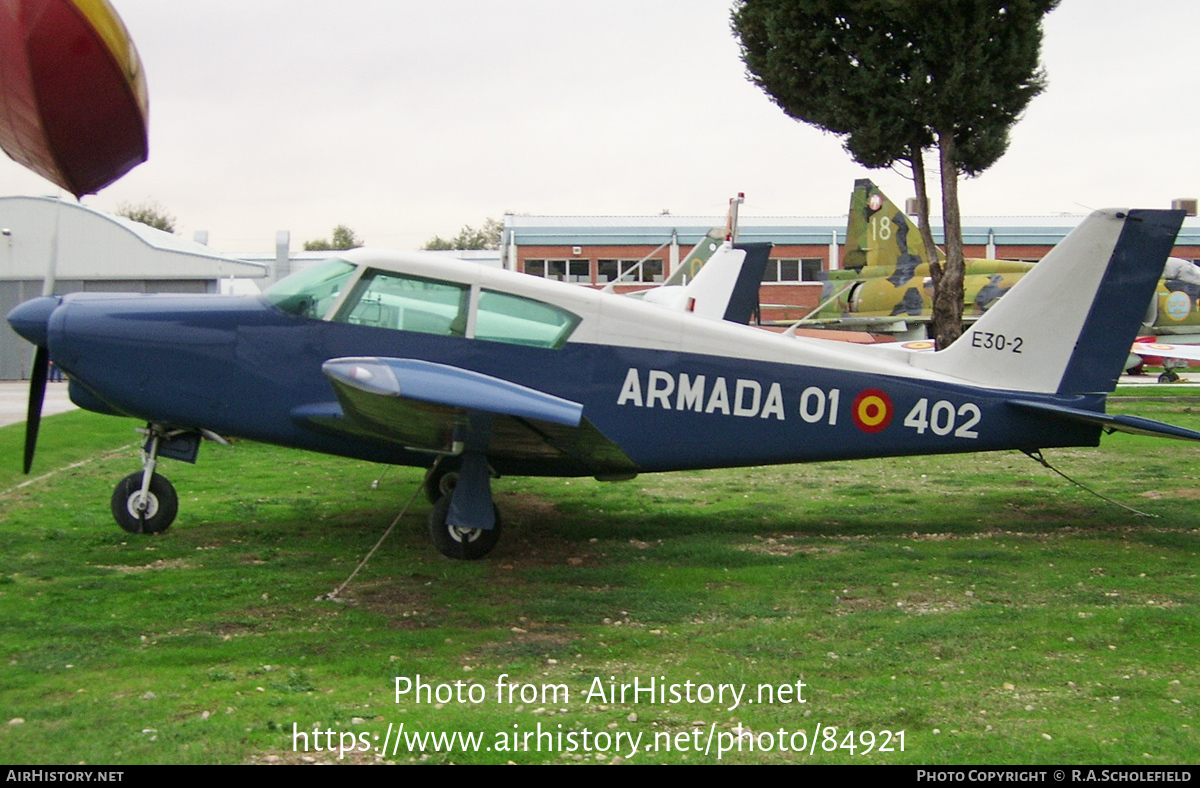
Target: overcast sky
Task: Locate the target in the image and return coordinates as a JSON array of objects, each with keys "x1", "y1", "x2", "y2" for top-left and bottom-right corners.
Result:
[{"x1": 1, "y1": 0, "x2": 1196, "y2": 252}]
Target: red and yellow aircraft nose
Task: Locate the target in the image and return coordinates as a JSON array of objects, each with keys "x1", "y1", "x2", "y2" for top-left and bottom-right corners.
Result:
[{"x1": 0, "y1": 0, "x2": 148, "y2": 196}]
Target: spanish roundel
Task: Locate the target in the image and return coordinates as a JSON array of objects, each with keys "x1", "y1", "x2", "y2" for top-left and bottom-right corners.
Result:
[{"x1": 851, "y1": 389, "x2": 893, "y2": 433}]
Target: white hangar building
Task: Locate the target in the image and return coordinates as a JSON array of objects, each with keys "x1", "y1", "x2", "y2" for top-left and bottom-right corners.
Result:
[{"x1": 1, "y1": 196, "x2": 268, "y2": 380}]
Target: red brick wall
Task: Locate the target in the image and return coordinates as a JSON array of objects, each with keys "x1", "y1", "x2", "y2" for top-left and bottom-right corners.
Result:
[
  {"x1": 759, "y1": 283, "x2": 823, "y2": 323},
  {"x1": 516, "y1": 239, "x2": 1200, "y2": 320}
]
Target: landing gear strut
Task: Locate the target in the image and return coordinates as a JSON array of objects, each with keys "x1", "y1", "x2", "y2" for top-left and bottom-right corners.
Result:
[
  {"x1": 424, "y1": 451, "x2": 501, "y2": 560},
  {"x1": 110, "y1": 424, "x2": 178, "y2": 534}
]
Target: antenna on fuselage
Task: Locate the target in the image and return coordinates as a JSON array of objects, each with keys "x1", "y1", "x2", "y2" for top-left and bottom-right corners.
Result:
[{"x1": 725, "y1": 192, "x2": 744, "y2": 244}]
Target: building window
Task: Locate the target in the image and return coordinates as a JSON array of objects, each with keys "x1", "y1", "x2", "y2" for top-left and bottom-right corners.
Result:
[
  {"x1": 762, "y1": 258, "x2": 822, "y2": 283},
  {"x1": 524, "y1": 259, "x2": 590, "y2": 283},
  {"x1": 597, "y1": 258, "x2": 663, "y2": 284}
]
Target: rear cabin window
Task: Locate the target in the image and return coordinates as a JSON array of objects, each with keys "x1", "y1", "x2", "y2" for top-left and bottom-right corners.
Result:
[
  {"x1": 475, "y1": 289, "x2": 580, "y2": 349},
  {"x1": 332, "y1": 269, "x2": 580, "y2": 349}
]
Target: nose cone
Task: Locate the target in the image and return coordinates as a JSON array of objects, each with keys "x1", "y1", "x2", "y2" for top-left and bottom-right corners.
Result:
[{"x1": 6, "y1": 296, "x2": 61, "y2": 346}]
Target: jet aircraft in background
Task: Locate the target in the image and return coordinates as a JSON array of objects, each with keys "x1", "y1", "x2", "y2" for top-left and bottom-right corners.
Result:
[{"x1": 795, "y1": 180, "x2": 1200, "y2": 345}]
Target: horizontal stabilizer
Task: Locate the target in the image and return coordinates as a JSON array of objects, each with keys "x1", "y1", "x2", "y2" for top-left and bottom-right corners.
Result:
[{"x1": 1007, "y1": 399, "x2": 1200, "y2": 442}]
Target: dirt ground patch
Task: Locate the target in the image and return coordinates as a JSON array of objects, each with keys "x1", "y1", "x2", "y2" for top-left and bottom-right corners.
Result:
[
  {"x1": 96, "y1": 558, "x2": 191, "y2": 573},
  {"x1": 1139, "y1": 488, "x2": 1200, "y2": 500}
]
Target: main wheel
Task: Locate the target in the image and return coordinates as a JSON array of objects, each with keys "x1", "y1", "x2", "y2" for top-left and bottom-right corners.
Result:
[
  {"x1": 111, "y1": 472, "x2": 178, "y2": 534},
  {"x1": 427, "y1": 495, "x2": 501, "y2": 560},
  {"x1": 1159, "y1": 370, "x2": 1181, "y2": 384},
  {"x1": 424, "y1": 464, "x2": 460, "y2": 504}
]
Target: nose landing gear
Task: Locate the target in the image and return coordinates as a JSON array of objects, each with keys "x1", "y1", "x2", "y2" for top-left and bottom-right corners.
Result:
[
  {"x1": 110, "y1": 424, "x2": 180, "y2": 534},
  {"x1": 111, "y1": 470, "x2": 177, "y2": 534},
  {"x1": 109, "y1": 423, "x2": 220, "y2": 534}
]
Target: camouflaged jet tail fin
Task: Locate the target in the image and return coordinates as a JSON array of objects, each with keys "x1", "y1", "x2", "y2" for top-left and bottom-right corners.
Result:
[{"x1": 844, "y1": 179, "x2": 935, "y2": 271}]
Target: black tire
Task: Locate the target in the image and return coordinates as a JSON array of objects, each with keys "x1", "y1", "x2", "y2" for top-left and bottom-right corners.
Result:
[
  {"x1": 427, "y1": 495, "x2": 501, "y2": 560},
  {"x1": 111, "y1": 472, "x2": 178, "y2": 534},
  {"x1": 1159, "y1": 371, "x2": 1180, "y2": 384},
  {"x1": 424, "y1": 464, "x2": 460, "y2": 504}
]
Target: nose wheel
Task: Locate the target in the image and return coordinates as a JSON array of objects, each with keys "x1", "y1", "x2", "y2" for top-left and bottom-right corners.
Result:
[
  {"x1": 109, "y1": 423, "x2": 192, "y2": 535},
  {"x1": 111, "y1": 471, "x2": 178, "y2": 534}
]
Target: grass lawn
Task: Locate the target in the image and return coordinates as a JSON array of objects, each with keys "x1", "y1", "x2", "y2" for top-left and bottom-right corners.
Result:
[{"x1": 0, "y1": 395, "x2": 1197, "y2": 764}]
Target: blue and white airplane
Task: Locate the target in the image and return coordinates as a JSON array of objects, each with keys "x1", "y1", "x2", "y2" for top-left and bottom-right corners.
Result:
[{"x1": 8, "y1": 207, "x2": 1200, "y2": 558}]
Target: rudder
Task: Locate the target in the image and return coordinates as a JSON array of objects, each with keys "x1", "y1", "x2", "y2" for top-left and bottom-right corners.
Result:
[{"x1": 912, "y1": 209, "x2": 1183, "y2": 395}]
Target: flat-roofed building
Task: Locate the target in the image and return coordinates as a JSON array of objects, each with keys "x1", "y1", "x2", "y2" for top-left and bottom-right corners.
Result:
[{"x1": 501, "y1": 212, "x2": 1200, "y2": 322}]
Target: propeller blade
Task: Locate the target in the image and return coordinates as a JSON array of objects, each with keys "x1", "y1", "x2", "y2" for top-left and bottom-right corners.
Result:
[{"x1": 24, "y1": 346, "x2": 49, "y2": 474}]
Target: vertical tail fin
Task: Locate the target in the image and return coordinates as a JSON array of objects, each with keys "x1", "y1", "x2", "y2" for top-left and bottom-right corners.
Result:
[
  {"x1": 913, "y1": 209, "x2": 1184, "y2": 395},
  {"x1": 642, "y1": 240, "x2": 772, "y2": 324},
  {"x1": 661, "y1": 228, "x2": 724, "y2": 288},
  {"x1": 641, "y1": 194, "x2": 770, "y2": 323},
  {"x1": 685, "y1": 242, "x2": 771, "y2": 324},
  {"x1": 844, "y1": 178, "x2": 933, "y2": 272}
]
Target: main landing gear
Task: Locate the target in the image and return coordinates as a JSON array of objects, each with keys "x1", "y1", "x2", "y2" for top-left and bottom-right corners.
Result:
[
  {"x1": 423, "y1": 454, "x2": 501, "y2": 560},
  {"x1": 424, "y1": 460, "x2": 460, "y2": 504},
  {"x1": 1158, "y1": 358, "x2": 1188, "y2": 384}
]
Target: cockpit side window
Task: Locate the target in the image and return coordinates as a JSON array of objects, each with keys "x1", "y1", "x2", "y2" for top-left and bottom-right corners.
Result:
[
  {"x1": 333, "y1": 270, "x2": 470, "y2": 337},
  {"x1": 263, "y1": 259, "x2": 356, "y2": 318},
  {"x1": 475, "y1": 289, "x2": 580, "y2": 349},
  {"x1": 327, "y1": 268, "x2": 581, "y2": 348}
]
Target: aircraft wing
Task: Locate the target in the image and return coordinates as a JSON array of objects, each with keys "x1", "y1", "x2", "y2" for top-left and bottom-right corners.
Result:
[
  {"x1": 292, "y1": 357, "x2": 638, "y2": 476},
  {"x1": 1131, "y1": 341, "x2": 1200, "y2": 363},
  {"x1": 789, "y1": 315, "x2": 923, "y2": 329},
  {"x1": 876, "y1": 339, "x2": 1200, "y2": 371},
  {"x1": 781, "y1": 314, "x2": 989, "y2": 331}
]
